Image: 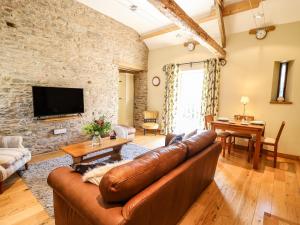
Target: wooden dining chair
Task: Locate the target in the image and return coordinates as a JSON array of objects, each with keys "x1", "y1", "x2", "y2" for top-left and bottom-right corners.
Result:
[
  {"x1": 204, "y1": 115, "x2": 232, "y2": 157},
  {"x1": 231, "y1": 115, "x2": 255, "y2": 151},
  {"x1": 249, "y1": 121, "x2": 285, "y2": 168}
]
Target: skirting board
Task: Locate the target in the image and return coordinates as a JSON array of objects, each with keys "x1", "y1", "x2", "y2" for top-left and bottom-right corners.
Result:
[{"x1": 234, "y1": 144, "x2": 300, "y2": 161}]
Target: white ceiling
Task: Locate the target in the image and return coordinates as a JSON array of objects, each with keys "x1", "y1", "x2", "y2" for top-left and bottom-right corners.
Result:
[
  {"x1": 77, "y1": 0, "x2": 221, "y2": 34},
  {"x1": 77, "y1": 0, "x2": 300, "y2": 50}
]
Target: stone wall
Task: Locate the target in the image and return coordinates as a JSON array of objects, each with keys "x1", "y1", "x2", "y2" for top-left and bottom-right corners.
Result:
[
  {"x1": 134, "y1": 71, "x2": 148, "y2": 129},
  {"x1": 0, "y1": 0, "x2": 148, "y2": 155}
]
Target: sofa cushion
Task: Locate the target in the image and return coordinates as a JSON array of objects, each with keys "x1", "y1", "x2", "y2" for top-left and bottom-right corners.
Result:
[
  {"x1": 99, "y1": 143, "x2": 187, "y2": 203},
  {"x1": 82, "y1": 160, "x2": 132, "y2": 185},
  {"x1": 182, "y1": 130, "x2": 217, "y2": 158}
]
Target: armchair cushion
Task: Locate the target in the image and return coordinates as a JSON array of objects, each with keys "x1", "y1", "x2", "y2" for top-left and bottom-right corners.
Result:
[
  {"x1": 142, "y1": 122, "x2": 159, "y2": 130},
  {"x1": 0, "y1": 148, "x2": 31, "y2": 182}
]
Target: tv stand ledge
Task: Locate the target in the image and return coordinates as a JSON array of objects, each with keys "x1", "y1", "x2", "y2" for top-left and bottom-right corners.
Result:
[{"x1": 37, "y1": 115, "x2": 81, "y2": 122}]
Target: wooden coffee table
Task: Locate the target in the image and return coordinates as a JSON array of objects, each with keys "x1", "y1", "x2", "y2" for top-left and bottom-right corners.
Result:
[{"x1": 61, "y1": 137, "x2": 130, "y2": 165}]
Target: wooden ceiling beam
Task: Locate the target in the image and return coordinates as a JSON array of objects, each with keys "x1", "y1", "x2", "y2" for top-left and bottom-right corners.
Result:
[
  {"x1": 215, "y1": 0, "x2": 226, "y2": 47},
  {"x1": 148, "y1": 0, "x2": 226, "y2": 58},
  {"x1": 216, "y1": 0, "x2": 224, "y2": 8},
  {"x1": 141, "y1": 0, "x2": 261, "y2": 40}
]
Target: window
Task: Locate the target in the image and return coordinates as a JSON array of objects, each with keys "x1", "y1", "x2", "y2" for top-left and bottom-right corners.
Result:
[
  {"x1": 277, "y1": 62, "x2": 288, "y2": 100},
  {"x1": 271, "y1": 60, "x2": 293, "y2": 104},
  {"x1": 174, "y1": 69, "x2": 204, "y2": 134}
]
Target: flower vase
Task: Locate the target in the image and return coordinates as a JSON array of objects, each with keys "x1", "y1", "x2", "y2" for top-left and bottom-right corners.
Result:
[{"x1": 92, "y1": 135, "x2": 102, "y2": 147}]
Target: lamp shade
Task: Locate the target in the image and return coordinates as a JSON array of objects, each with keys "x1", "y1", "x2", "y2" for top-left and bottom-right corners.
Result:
[{"x1": 240, "y1": 96, "x2": 250, "y2": 105}]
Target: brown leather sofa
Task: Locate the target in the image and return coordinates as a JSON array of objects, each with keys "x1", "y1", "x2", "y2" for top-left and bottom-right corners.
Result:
[{"x1": 48, "y1": 131, "x2": 221, "y2": 225}]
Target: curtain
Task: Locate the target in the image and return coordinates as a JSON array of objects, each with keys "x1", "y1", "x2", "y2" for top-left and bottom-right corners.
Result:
[
  {"x1": 201, "y1": 58, "x2": 221, "y2": 120},
  {"x1": 161, "y1": 64, "x2": 180, "y2": 134}
]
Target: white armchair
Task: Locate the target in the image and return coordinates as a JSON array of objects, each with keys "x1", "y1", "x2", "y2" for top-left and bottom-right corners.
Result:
[
  {"x1": 0, "y1": 136, "x2": 31, "y2": 194},
  {"x1": 113, "y1": 125, "x2": 136, "y2": 141}
]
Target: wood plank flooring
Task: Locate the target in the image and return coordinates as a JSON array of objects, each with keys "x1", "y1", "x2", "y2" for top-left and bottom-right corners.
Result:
[{"x1": 0, "y1": 133, "x2": 299, "y2": 225}]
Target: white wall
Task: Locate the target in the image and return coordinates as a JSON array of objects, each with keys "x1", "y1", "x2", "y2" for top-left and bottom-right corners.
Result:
[{"x1": 147, "y1": 21, "x2": 300, "y2": 156}]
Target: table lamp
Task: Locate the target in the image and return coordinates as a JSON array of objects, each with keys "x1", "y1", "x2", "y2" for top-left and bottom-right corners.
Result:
[{"x1": 240, "y1": 96, "x2": 249, "y2": 117}]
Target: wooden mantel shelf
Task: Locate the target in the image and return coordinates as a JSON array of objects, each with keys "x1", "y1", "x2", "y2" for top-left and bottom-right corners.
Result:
[
  {"x1": 37, "y1": 115, "x2": 81, "y2": 122},
  {"x1": 270, "y1": 100, "x2": 293, "y2": 105}
]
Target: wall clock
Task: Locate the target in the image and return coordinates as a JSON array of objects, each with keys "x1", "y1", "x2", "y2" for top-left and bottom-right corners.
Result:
[
  {"x1": 184, "y1": 41, "x2": 197, "y2": 51},
  {"x1": 187, "y1": 42, "x2": 195, "y2": 51},
  {"x1": 152, "y1": 76, "x2": 160, "y2": 86},
  {"x1": 220, "y1": 59, "x2": 227, "y2": 66},
  {"x1": 249, "y1": 25, "x2": 276, "y2": 40},
  {"x1": 256, "y1": 28, "x2": 267, "y2": 40}
]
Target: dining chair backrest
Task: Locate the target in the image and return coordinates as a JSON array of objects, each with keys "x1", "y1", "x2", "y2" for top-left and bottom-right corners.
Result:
[
  {"x1": 204, "y1": 115, "x2": 214, "y2": 130},
  {"x1": 234, "y1": 115, "x2": 254, "y2": 121},
  {"x1": 275, "y1": 121, "x2": 286, "y2": 145}
]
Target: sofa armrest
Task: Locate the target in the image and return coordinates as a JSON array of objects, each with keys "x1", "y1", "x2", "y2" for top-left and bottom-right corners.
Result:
[
  {"x1": 47, "y1": 167, "x2": 125, "y2": 225},
  {"x1": 0, "y1": 136, "x2": 24, "y2": 148}
]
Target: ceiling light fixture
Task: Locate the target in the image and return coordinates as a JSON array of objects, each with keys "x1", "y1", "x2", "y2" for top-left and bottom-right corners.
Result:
[
  {"x1": 248, "y1": 0, "x2": 275, "y2": 40},
  {"x1": 130, "y1": 5, "x2": 138, "y2": 12},
  {"x1": 254, "y1": 12, "x2": 264, "y2": 19},
  {"x1": 176, "y1": 33, "x2": 182, "y2": 38}
]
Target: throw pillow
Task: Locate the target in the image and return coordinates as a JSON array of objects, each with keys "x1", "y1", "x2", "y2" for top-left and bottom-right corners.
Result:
[
  {"x1": 183, "y1": 129, "x2": 197, "y2": 141},
  {"x1": 168, "y1": 133, "x2": 185, "y2": 145},
  {"x1": 82, "y1": 160, "x2": 132, "y2": 186}
]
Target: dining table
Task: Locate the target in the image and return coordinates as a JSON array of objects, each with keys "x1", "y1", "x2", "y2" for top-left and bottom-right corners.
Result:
[{"x1": 210, "y1": 120, "x2": 265, "y2": 170}]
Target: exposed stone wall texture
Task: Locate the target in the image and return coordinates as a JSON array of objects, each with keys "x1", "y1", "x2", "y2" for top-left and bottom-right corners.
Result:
[
  {"x1": 0, "y1": 0, "x2": 148, "y2": 155},
  {"x1": 134, "y1": 71, "x2": 148, "y2": 129}
]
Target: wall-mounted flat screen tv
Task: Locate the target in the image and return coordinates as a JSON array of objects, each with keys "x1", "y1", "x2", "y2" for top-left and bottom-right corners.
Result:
[{"x1": 32, "y1": 86, "x2": 84, "y2": 117}]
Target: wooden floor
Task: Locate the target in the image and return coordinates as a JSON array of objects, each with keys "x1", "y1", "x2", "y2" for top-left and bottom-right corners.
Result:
[{"x1": 0, "y1": 134, "x2": 299, "y2": 225}]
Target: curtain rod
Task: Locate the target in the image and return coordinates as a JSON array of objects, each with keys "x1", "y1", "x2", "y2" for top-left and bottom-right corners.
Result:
[
  {"x1": 176, "y1": 61, "x2": 204, "y2": 66},
  {"x1": 162, "y1": 60, "x2": 205, "y2": 72}
]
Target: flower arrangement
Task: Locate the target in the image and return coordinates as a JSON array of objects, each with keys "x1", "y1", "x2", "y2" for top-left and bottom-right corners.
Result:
[{"x1": 83, "y1": 116, "x2": 112, "y2": 138}]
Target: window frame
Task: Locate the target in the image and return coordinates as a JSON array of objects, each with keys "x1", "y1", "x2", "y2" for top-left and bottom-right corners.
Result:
[{"x1": 276, "y1": 62, "x2": 289, "y2": 100}]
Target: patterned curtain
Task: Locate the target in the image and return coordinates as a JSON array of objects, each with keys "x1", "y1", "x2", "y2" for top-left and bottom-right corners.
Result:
[
  {"x1": 161, "y1": 64, "x2": 180, "y2": 134},
  {"x1": 201, "y1": 58, "x2": 221, "y2": 121}
]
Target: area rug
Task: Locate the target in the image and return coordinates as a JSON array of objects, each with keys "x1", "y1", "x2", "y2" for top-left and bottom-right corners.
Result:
[{"x1": 19, "y1": 143, "x2": 149, "y2": 217}]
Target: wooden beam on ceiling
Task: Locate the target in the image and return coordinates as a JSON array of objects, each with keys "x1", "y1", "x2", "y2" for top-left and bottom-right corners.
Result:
[
  {"x1": 148, "y1": 0, "x2": 226, "y2": 58},
  {"x1": 215, "y1": 0, "x2": 226, "y2": 47},
  {"x1": 141, "y1": 0, "x2": 261, "y2": 40}
]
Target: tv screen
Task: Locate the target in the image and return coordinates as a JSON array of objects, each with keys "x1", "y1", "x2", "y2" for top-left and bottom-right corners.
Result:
[{"x1": 32, "y1": 86, "x2": 84, "y2": 117}]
